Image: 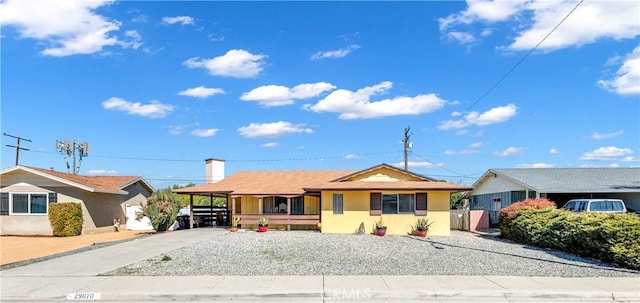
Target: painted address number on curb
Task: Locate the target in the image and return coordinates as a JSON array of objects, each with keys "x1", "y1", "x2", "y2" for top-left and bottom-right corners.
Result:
[{"x1": 66, "y1": 293, "x2": 101, "y2": 300}]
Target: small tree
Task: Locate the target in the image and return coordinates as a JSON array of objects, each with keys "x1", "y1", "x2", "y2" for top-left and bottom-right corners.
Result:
[{"x1": 137, "y1": 187, "x2": 181, "y2": 232}]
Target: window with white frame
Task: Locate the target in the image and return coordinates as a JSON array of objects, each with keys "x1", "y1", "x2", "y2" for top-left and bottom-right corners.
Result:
[
  {"x1": 11, "y1": 193, "x2": 48, "y2": 214},
  {"x1": 382, "y1": 194, "x2": 415, "y2": 214}
]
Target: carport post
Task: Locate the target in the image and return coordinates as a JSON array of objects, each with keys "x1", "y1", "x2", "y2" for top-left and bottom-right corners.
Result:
[
  {"x1": 189, "y1": 195, "x2": 194, "y2": 228},
  {"x1": 287, "y1": 197, "x2": 291, "y2": 231}
]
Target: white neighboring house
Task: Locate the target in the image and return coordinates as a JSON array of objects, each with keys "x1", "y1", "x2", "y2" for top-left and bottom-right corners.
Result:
[
  {"x1": 468, "y1": 167, "x2": 640, "y2": 226},
  {"x1": 0, "y1": 165, "x2": 154, "y2": 235}
]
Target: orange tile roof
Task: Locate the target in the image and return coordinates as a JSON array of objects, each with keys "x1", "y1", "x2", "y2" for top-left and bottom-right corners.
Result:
[
  {"x1": 174, "y1": 170, "x2": 357, "y2": 195},
  {"x1": 25, "y1": 166, "x2": 142, "y2": 193},
  {"x1": 175, "y1": 166, "x2": 472, "y2": 195}
]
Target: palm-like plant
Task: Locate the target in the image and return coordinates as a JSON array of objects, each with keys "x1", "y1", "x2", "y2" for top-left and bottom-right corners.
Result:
[{"x1": 137, "y1": 188, "x2": 181, "y2": 232}]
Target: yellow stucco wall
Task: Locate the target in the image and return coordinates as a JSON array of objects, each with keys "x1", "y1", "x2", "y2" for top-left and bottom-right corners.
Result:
[{"x1": 321, "y1": 190, "x2": 451, "y2": 236}]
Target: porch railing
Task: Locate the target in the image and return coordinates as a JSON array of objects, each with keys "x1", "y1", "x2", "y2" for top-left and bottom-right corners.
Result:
[{"x1": 235, "y1": 214, "x2": 319, "y2": 227}]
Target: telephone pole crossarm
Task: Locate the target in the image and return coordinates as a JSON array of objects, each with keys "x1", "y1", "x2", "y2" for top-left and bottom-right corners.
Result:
[{"x1": 4, "y1": 133, "x2": 31, "y2": 166}]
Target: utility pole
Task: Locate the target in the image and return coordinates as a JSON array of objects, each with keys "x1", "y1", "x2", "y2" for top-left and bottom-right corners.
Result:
[
  {"x1": 55, "y1": 140, "x2": 89, "y2": 174},
  {"x1": 3, "y1": 133, "x2": 31, "y2": 165},
  {"x1": 403, "y1": 126, "x2": 411, "y2": 171}
]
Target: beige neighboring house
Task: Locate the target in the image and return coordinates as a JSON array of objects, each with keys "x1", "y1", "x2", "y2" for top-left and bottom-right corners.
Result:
[{"x1": 0, "y1": 165, "x2": 154, "y2": 236}]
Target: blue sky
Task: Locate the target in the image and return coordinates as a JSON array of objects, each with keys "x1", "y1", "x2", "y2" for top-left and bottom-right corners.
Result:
[{"x1": 1, "y1": 0, "x2": 639, "y2": 188}]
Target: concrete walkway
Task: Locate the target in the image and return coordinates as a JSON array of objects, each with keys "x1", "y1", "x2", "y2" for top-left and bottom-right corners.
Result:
[{"x1": 1, "y1": 228, "x2": 638, "y2": 302}]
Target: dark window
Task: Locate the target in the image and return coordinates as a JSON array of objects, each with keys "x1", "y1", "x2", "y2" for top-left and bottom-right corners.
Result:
[
  {"x1": 332, "y1": 194, "x2": 343, "y2": 215},
  {"x1": 1, "y1": 192, "x2": 9, "y2": 215},
  {"x1": 48, "y1": 192, "x2": 57, "y2": 203},
  {"x1": 31, "y1": 194, "x2": 47, "y2": 214},
  {"x1": 382, "y1": 194, "x2": 415, "y2": 214},
  {"x1": 370, "y1": 193, "x2": 381, "y2": 216},
  {"x1": 415, "y1": 193, "x2": 427, "y2": 215},
  {"x1": 12, "y1": 194, "x2": 29, "y2": 214},
  {"x1": 292, "y1": 196, "x2": 304, "y2": 214}
]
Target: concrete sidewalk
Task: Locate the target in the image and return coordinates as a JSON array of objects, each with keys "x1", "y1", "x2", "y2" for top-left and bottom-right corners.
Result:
[
  {"x1": 1, "y1": 275, "x2": 638, "y2": 302},
  {"x1": 1, "y1": 227, "x2": 638, "y2": 302}
]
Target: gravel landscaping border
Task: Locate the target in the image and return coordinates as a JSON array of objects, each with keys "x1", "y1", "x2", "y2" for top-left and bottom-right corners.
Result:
[{"x1": 105, "y1": 230, "x2": 640, "y2": 277}]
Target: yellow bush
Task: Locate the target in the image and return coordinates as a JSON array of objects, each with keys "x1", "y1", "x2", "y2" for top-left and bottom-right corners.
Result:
[{"x1": 48, "y1": 202, "x2": 83, "y2": 236}]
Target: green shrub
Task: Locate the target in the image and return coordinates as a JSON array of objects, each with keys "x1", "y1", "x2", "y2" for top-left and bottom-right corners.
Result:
[
  {"x1": 136, "y1": 187, "x2": 181, "y2": 232},
  {"x1": 507, "y1": 208, "x2": 640, "y2": 270},
  {"x1": 48, "y1": 202, "x2": 83, "y2": 236},
  {"x1": 498, "y1": 198, "x2": 556, "y2": 238}
]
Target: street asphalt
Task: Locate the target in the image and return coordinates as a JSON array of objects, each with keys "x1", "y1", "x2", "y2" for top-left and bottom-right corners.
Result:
[{"x1": 1, "y1": 227, "x2": 638, "y2": 302}]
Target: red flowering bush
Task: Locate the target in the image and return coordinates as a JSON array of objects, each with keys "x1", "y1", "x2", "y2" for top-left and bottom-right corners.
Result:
[{"x1": 498, "y1": 198, "x2": 556, "y2": 237}]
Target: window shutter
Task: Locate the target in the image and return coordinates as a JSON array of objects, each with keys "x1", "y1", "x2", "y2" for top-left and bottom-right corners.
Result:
[
  {"x1": 0, "y1": 192, "x2": 8, "y2": 215},
  {"x1": 48, "y1": 192, "x2": 57, "y2": 204},
  {"x1": 370, "y1": 192, "x2": 381, "y2": 216},
  {"x1": 415, "y1": 193, "x2": 427, "y2": 216}
]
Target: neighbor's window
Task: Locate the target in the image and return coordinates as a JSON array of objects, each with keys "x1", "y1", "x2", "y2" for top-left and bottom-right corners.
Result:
[
  {"x1": 11, "y1": 193, "x2": 48, "y2": 214},
  {"x1": 332, "y1": 193, "x2": 343, "y2": 215},
  {"x1": 1, "y1": 193, "x2": 9, "y2": 215},
  {"x1": 382, "y1": 194, "x2": 415, "y2": 214}
]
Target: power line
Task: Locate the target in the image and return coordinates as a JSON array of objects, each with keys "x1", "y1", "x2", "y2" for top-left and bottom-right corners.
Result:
[
  {"x1": 461, "y1": 0, "x2": 584, "y2": 114},
  {"x1": 410, "y1": 151, "x2": 477, "y2": 179},
  {"x1": 29, "y1": 149, "x2": 402, "y2": 163}
]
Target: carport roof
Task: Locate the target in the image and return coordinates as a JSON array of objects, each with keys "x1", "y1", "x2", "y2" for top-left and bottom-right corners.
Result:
[{"x1": 475, "y1": 167, "x2": 640, "y2": 193}]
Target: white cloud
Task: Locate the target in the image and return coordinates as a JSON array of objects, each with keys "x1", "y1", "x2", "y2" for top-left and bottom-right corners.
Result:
[
  {"x1": 515, "y1": 163, "x2": 555, "y2": 168},
  {"x1": 102, "y1": 97, "x2": 174, "y2": 118},
  {"x1": 0, "y1": 0, "x2": 141, "y2": 56},
  {"x1": 183, "y1": 49, "x2": 267, "y2": 78},
  {"x1": 549, "y1": 148, "x2": 559, "y2": 154},
  {"x1": 178, "y1": 86, "x2": 226, "y2": 98},
  {"x1": 344, "y1": 154, "x2": 359, "y2": 159},
  {"x1": 191, "y1": 128, "x2": 218, "y2": 137},
  {"x1": 162, "y1": 16, "x2": 194, "y2": 25},
  {"x1": 579, "y1": 146, "x2": 633, "y2": 161},
  {"x1": 438, "y1": 104, "x2": 517, "y2": 130},
  {"x1": 261, "y1": 142, "x2": 279, "y2": 148},
  {"x1": 237, "y1": 121, "x2": 313, "y2": 138},
  {"x1": 241, "y1": 82, "x2": 336, "y2": 107},
  {"x1": 304, "y1": 81, "x2": 447, "y2": 119},
  {"x1": 439, "y1": 0, "x2": 526, "y2": 31},
  {"x1": 493, "y1": 146, "x2": 525, "y2": 157},
  {"x1": 446, "y1": 31, "x2": 476, "y2": 44},
  {"x1": 168, "y1": 125, "x2": 187, "y2": 135},
  {"x1": 444, "y1": 149, "x2": 480, "y2": 155},
  {"x1": 392, "y1": 161, "x2": 443, "y2": 169},
  {"x1": 131, "y1": 14, "x2": 147, "y2": 23},
  {"x1": 598, "y1": 46, "x2": 640, "y2": 95},
  {"x1": 469, "y1": 142, "x2": 484, "y2": 148},
  {"x1": 621, "y1": 156, "x2": 639, "y2": 162},
  {"x1": 311, "y1": 44, "x2": 360, "y2": 60},
  {"x1": 121, "y1": 30, "x2": 142, "y2": 49},
  {"x1": 86, "y1": 169, "x2": 119, "y2": 175},
  {"x1": 439, "y1": 1, "x2": 640, "y2": 52},
  {"x1": 590, "y1": 130, "x2": 624, "y2": 140}
]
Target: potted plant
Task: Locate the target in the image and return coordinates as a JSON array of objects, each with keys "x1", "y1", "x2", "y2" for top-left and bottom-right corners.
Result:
[
  {"x1": 375, "y1": 217, "x2": 387, "y2": 236},
  {"x1": 257, "y1": 217, "x2": 268, "y2": 232},
  {"x1": 413, "y1": 217, "x2": 433, "y2": 237},
  {"x1": 230, "y1": 216, "x2": 240, "y2": 232}
]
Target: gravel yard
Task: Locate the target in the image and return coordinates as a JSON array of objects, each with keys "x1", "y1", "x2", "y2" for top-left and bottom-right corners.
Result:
[{"x1": 105, "y1": 230, "x2": 639, "y2": 277}]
